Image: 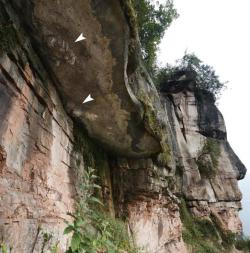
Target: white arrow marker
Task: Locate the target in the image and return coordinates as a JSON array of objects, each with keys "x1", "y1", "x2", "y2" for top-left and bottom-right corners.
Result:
[
  {"x1": 82, "y1": 94, "x2": 94, "y2": 104},
  {"x1": 75, "y1": 33, "x2": 86, "y2": 42}
]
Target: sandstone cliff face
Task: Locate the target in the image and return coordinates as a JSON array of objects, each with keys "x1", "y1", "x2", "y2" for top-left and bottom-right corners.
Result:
[{"x1": 0, "y1": 1, "x2": 247, "y2": 253}]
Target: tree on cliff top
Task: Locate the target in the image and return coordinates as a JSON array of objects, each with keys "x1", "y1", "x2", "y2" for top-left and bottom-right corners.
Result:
[
  {"x1": 132, "y1": 0, "x2": 178, "y2": 73},
  {"x1": 156, "y1": 53, "x2": 226, "y2": 99}
]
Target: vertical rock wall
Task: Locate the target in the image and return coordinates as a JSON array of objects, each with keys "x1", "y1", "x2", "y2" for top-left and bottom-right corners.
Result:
[
  {"x1": 0, "y1": 1, "x2": 247, "y2": 253},
  {"x1": 161, "y1": 79, "x2": 245, "y2": 234},
  {"x1": 0, "y1": 51, "x2": 77, "y2": 252}
]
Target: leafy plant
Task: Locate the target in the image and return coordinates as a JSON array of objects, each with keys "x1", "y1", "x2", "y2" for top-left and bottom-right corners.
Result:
[
  {"x1": 132, "y1": 0, "x2": 178, "y2": 72},
  {"x1": 64, "y1": 167, "x2": 138, "y2": 253},
  {"x1": 156, "y1": 53, "x2": 226, "y2": 99}
]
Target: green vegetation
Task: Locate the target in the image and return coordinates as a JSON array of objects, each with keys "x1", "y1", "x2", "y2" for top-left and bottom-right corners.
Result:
[
  {"x1": 0, "y1": 242, "x2": 13, "y2": 253},
  {"x1": 73, "y1": 123, "x2": 107, "y2": 172},
  {"x1": 41, "y1": 232, "x2": 53, "y2": 253},
  {"x1": 138, "y1": 93, "x2": 171, "y2": 165},
  {"x1": 0, "y1": 242, "x2": 8, "y2": 253},
  {"x1": 235, "y1": 237, "x2": 250, "y2": 252},
  {"x1": 203, "y1": 138, "x2": 220, "y2": 168},
  {"x1": 50, "y1": 244, "x2": 59, "y2": 253},
  {"x1": 127, "y1": 2, "x2": 225, "y2": 101},
  {"x1": 132, "y1": 0, "x2": 178, "y2": 72},
  {"x1": 210, "y1": 213, "x2": 236, "y2": 251},
  {"x1": 156, "y1": 53, "x2": 226, "y2": 99},
  {"x1": 125, "y1": 1, "x2": 225, "y2": 101},
  {"x1": 180, "y1": 199, "x2": 221, "y2": 253},
  {"x1": 197, "y1": 138, "x2": 220, "y2": 178},
  {"x1": 64, "y1": 167, "x2": 139, "y2": 253},
  {"x1": 122, "y1": 0, "x2": 138, "y2": 38},
  {"x1": 41, "y1": 232, "x2": 60, "y2": 253},
  {"x1": 180, "y1": 199, "x2": 243, "y2": 252},
  {"x1": 0, "y1": 24, "x2": 18, "y2": 55}
]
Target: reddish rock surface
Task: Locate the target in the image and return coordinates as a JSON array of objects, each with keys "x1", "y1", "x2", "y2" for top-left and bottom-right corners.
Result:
[{"x1": 0, "y1": 1, "x2": 246, "y2": 253}]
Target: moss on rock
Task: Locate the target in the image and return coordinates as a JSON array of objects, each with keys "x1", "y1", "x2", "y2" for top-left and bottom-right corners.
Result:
[
  {"x1": 139, "y1": 93, "x2": 172, "y2": 165},
  {"x1": 210, "y1": 213, "x2": 237, "y2": 251},
  {"x1": 180, "y1": 199, "x2": 222, "y2": 253},
  {"x1": 197, "y1": 138, "x2": 221, "y2": 178},
  {"x1": 180, "y1": 199, "x2": 242, "y2": 252},
  {"x1": 73, "y1": 122, "x2": 107, "y2": 171},
  {"x1": 120, "y1": 0, "x2": 138, "y2": 39},
  {"x1": 0, "y1": 24, "x2": 18, "y2": 55}
]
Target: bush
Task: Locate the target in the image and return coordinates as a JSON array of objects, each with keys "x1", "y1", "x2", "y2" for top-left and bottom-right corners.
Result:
[
  {"x1": 156, "y1": 53, "x2": 226, "y2": 99},
  {"x1": 132, "y1": 0, "x2": 178, "y2": 72}
]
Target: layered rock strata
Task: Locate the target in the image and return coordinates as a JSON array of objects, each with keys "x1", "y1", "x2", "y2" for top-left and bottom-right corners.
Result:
[{"x1": 0, "y1": 1, "x2": 246, "y2": 253}]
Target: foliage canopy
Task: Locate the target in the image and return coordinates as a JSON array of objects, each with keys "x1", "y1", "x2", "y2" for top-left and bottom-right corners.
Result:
[
  {"x1": 132, "y1": 0, "x2": 178, "y2": 72},
  {"x1": 156, "y1": 53, "x2": 226, "y2": 99}
]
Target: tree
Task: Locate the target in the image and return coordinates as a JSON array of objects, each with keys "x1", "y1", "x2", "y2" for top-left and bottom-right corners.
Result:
[
  {"x1": 156, "y1": 53, "x2": 226, "y2": 99},
  {"x1": 132, "y1": 0, "x2": 178, "y2": 72}
]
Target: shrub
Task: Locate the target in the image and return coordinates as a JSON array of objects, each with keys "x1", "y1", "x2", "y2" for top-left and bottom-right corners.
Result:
[{"x1": 156, "y1": 53, "x2": 226, "y2": 99}]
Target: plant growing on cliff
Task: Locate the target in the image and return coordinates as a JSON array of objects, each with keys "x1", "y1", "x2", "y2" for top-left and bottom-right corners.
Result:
[
  {"x1": 179, "y1": 199, "x2": 222, "y2": 253},
  {"x1": 197, "y1": 138, "x2": 221, "y2": 178},
  {"x1": 180, "y1": 199, "x2": 244, "y2": 252},
  {"x1": 0, "y1": 242, "x2": 7, "y2": 253},
  {"x1": 210, "y1": 213, "x2": 237, "y2": 251},
  {"x1": 64, "y1": 167, "x2": 138, "y2": 253},
  {"x1": 156, "y1": 53, "x2": 226, "y2": 99},
  {"x1": 132, "y1": 0, "x2": 178, "y2": 72},
  {"x1": 235, "y1": 236, "x2": 250, "y2": 252}
]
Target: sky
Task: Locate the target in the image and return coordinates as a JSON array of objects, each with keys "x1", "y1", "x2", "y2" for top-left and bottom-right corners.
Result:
[{"x1": 157, "y1": 0, "x2": 250, "y2": 235}]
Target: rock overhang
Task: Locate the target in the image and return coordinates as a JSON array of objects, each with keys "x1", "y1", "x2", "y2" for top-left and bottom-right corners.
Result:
[{"x1": 7, "y1": 0, "x2": 161, "y2": 157}]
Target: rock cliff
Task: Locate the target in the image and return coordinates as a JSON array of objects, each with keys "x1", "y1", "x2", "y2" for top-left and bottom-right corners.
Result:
[{"x1": 0, "y1": 1, "x2": 247, "y2": 253}]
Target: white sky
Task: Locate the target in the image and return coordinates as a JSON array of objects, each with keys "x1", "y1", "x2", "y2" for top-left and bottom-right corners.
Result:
[{"x1": 157, "y1": 0, "x2": 250, "y2": 235}]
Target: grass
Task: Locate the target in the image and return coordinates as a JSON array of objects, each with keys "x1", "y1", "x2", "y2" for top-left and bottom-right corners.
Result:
[
  {"x1": 235, "y1": 237, "x2": 250, "y2": 252},
  {"x1": 179, "y1": 199, "x2": 222, "y2": 253},
  {"x1": 180, "y1": 199, "x2": 243, "y2": 252},
  {"x1": 210, "y1": 213, "x2": 237, "y2": 251}
]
